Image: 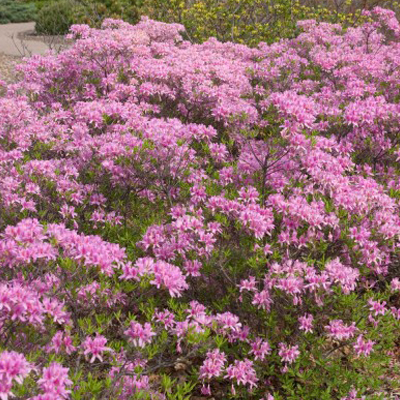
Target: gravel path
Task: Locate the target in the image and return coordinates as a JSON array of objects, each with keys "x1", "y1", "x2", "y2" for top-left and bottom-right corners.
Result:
[
  {"x1": 0, "y1": 22, "x2": 71, "y2": 83},
  {"x1": 0, "y1": 22, "x2": 49, "y2": 56},
  {"x1": 0, "y1": 22, "x2": 46, "y2": 83}
]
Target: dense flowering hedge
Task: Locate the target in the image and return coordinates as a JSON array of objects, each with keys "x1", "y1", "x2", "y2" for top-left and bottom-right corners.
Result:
[{"x1": 2, "y1": 6, "x2": 400, "y2": 399}]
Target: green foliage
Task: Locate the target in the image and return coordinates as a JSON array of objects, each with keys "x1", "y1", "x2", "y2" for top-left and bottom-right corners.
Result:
[
  {"x1": 77, "y1": 0, "x2": 139, "y2": 26},
  {"x1": 30, "y1": 0, "x2": 400, "y2": 42},
  {"x1": 136, "y1": 0, "x2": 400, "y2": 45},
  {"x1": 0, "y1": 0, "x2": 36, "y2": 24},
  {"x1": 32, "y1": 0, "x2": 140, "y2": 33}
]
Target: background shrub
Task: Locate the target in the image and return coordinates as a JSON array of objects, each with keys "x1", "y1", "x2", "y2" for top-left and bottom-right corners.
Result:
[
  {"x1": 137, "y1": 0, "x2": 400, "y2": 45},
  {"x1": 75, "y1": 0, "x2": 139, "y2": 26},
  {"x1": 0, "y1": 0, "x2": 36, "y2": 24},
  {"x1": 33, "y1": 0, "x2": 140, "y2": 31},
  {"x1": 35, "y1": 0, "x2": 76, "y2": 35},
  {"x1": 29, "y1": 0, "x2": 400, "y2": 44}
]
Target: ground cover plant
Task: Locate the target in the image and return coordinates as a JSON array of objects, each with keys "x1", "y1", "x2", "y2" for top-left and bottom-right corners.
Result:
[{"x1": 2, "y1": 6, "x2": 400, "y2": 399}]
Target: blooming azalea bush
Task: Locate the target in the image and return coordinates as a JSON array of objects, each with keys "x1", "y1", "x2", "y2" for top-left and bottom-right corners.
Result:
[{"x1": 1, "y1": 6, "x2": 400, "y2": 399}]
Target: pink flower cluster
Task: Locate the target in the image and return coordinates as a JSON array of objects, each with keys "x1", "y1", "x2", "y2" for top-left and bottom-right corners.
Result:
[
  {"x1": 325, "y1": 320, "x2": 357, "y2": 340},
  {"x1": 82, "y1": 335, "x2": 112, "y2": 363},
  {"x1": 0, "y1": 351, "x2": 32, "y2": 400},
  {"x1": 124, "y1": 321, "x2": 156, "y2": 348},
  {"x1": 199, "y1": 349, "x2": 226, "y2": 380}
]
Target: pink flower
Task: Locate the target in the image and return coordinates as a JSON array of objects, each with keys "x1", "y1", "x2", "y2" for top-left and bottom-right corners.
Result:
[
  {"x1": 199, "y1": 349, "x2": 226, "y2": 380},
  {"x1": 37, "y1": 363, "x2": 72, "y2": 398},
  {"x1": 200, "y1": 384, "x2": 212, "y2": 396},
  {"x1": 263, "y1": 244, "x2": 273, "y2": 255},
  {"x1": 276, "y1": 276, "x2": 304, "y2": 296},
  {"x1": 48, "y1": 332, "x2": 76, "y2": 355},
  {"x1": 225, "y1": 359, "x2": 258, "y2": 389},
  {"x1": 341, "y1": 388, "x2": 366, "y2": 400},
  {"x1": 124, "y1": 321, "x2": 156, "y2": 347},
  {"x1": 299, "y1": 313, "x2": 314, "y2": 333},
  {"x1": 249, "y1": 338, "x2": 271, "y2": 361},
  {"x1": 391, "y1": 278, "x2": 400, "y2": 291},
  {"x1": 278, "y1": 343, "x2": 300, "y2": 364},
  {"x1": 325, "y1": 320, "x2": 357, "y2": 340},
  {"x1": 353, "y1": 335, "x2": 375, "y2": 357},
  {"x1": 153, "y1": 309, "x2": 176, "y2": 328},
  {"x1": 239, "y1": 276, "x2": 258, "y2": 292},
  {"x1": 82, "y1": 335, "x2": 112, "y2": 363},
  {"x1": 0, "y1": 351, "x2": 32, "y2": 400},
  {"x1": 252, "y1": 289, "x2": 273, "y2": 311},
  {"x1": 368, "y1": 299, "x2": 387, "y2": 316},
  {"x1": 215, "y1": 312, "x2": 242, "y2": 333},
  {"x1": 325, "y1": 259, "x2": 359, "y2": 294},
  {"x1": 150, "y1": 260, "x2": 189, "y2": 298},
  {"x1": 183, "y1": 260, "x2": 202, "y2": 277}
]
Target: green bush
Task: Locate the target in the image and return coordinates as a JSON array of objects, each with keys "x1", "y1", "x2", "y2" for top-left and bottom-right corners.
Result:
[
  {"x1": 72, "y1": 0, "x2": 140, "y2": 27},
  {"x1": 31, "y1": 0, "x2": 400, "y2": 42},
  {"x1": 0, "y1": 0, "x2": 36, "y2": 24},
  {"x1": 137, "y1": 0, "x2": 400, "y2": 45},
  {"x1": 33, "y1": 0, "x2": 139, "y2": 34},
  {"x1": 35, "y1": 0, "x2": 75, "y2": 35}
]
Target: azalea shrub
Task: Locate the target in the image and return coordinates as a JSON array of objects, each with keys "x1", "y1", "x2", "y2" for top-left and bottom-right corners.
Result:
[{"x1": 2, "y1": 6, "x2": 400, "y2": 400}]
